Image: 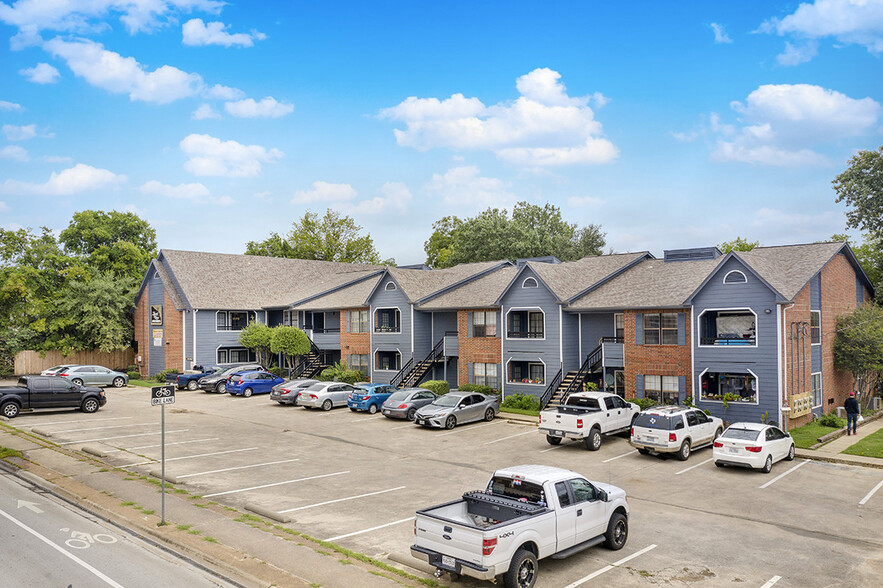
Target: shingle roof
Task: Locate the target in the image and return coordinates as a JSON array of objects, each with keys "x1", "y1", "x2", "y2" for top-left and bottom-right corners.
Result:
[
  {"x1": 153, "y1": 259, "x2": 185, "y2": 310},
  {"x1": 524, "y1": 252, "x2": 651, "y2": 302},
  {"x1": 386, "y1": 261, "x2": 508, "y2": 302},
  {"x1": 292, "y1": 274, "x2": 383, "y2": 311},
  {"x1": 418, "y1": 266, "x2": 519, "y2": 309},
  {"x1": 734, "y1": 242, "x2": 846, "y2": 300}
]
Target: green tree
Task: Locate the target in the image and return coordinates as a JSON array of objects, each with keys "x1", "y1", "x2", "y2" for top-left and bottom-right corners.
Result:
[
  {"x1": 245, "y1": 209, "x2": 383, "y2": 264},
  {"x1": 238, "y1": 321, "x2": 274, "y2": 367},
  {"x1": 831, "y1": 233, "x2": 882, "y2": 301},
  {"x1": 59, "y1": 210, "x2": 157, "y2": 280},
  {"x1": 50, "y1": 273, "x2": 138, "y2": 353},
  {"x1": 423, "y1": 216, "x2": 462, "y2": 268},
  {"x1": 270, "y1": 326, "x2": 310, "y2": 372},
  {"x1": 719, "y1": 237, "x2": 760, "y2": 253},
  {"x1": 833, "y1": 145, "x2": 883, "y2": 239},
  {"x1": 834, "y1": 303, "x2": 883, "y2": 408}
]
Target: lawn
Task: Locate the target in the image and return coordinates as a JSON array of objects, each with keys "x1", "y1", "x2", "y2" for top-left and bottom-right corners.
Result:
[
  {"x1": 789, "y1": 420, "x2": 842, "y2": 449},
  {"x1": 843, "y1": 429, "x2": 883, "y2": 459},
  {"x1": 499, "y1": 406, "x2": 539, "y2": 417}
]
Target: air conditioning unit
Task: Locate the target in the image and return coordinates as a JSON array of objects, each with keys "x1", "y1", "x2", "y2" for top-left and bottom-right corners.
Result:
[
  {"x1": 836, "y1": 407, "x2": 846, "y2": 419},
  {"x1": 872, "y1": 397, "x2": 882, "y2": 410}
]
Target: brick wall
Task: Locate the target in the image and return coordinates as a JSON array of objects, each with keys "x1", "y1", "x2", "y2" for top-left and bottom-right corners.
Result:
[
  {"x1": 457, "y1": 309, "x2": 502, "y2": 385},
  {"x1": 623, "y1": 309, "x2": 692, "y2": 400},
  {"x1": 164, "y1": 291, "x2": 183, "y2": 372},
  {"x1": 821, "y1": 253, "x2": 861, "y2": 415},
  {"x1": 340, "y1": 309, "x2": 370, "y2": 376},
  {"x1": 783, "y1": 285, "x2": 813, "y2": 428},
  {"x1": 134, "y1": 291, "x2": 148, "y2": 376}
]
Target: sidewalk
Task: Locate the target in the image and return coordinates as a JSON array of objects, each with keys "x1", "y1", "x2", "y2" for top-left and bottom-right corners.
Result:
[{"x1": 795, "y1": 415, "x2": 883, "y2": 469}]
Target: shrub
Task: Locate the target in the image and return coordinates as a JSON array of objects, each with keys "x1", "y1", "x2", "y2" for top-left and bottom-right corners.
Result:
[
  {"x1": 818, "y1": 412, "x2": 846, "y2": 428},
  {"x1": 584, "y1": 381, "x2": 599, "y2": 391},
  {"x1": 155, "y1": 368, "x2": 179, "y2": 383},
  {"x1": 501, "y1": 393, "x2": 540, "y2": 411},
  {"x1": 457, "y1": 383, "x2": 497, "y2": 396},
  {"x1": 338, "y1": 370, "x2": 366, "y2": 385},
  {"x1": 268, "y1": 366, "x2": 283, "y2": 377},
  {"x1": 127, "y1": 371, "x2": 141, "y2": 380},
  {"x1": 632, "y1": 398, "x2": 658, "y2": 411},
  {"x1": 420, "y1": 380, "x2": 450, "y2": 396}
]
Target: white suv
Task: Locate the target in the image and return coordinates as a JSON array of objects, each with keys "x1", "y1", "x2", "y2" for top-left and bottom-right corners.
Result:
[{"x1": 629, "y1": 405, "x2": 723, "y2": 460}]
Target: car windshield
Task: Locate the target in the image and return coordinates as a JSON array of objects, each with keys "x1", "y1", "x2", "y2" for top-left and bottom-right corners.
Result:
[
  {"x1": 354, "y1": 387, "x2": 371, "y2": 395},
  {"x1": 487, "y1": 476, "x2": 545, "y2": 504},
  {"x1": 387, "y1": 391, "x2": 409, "y2": 403},
  {"x1": 722, "y1": 428, "x2": 761, "y2": 441},
  {"x1": 304, "y1": 383, "x2": 329, "y2": 392},
  {"x1": 566, "y1": 396, "x2": 601, "y2": 409},
  {"x1": 633, "y1": 413, "x2": 676, "y2": 430},
  {"x1": 433, "y1": 395, "x2": 460, "y2": 407}
]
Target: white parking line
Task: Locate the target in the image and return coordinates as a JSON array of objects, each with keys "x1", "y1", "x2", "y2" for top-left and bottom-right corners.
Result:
[
  {"x1": 859, "y1": 479, "x2": 883, "y2": 505},
  {"x1": 350, "y1": 415, "x2": 385, "y2": 423},
  {"x1": 437, "y1": 422, "x2": 498, "y2": 437},
  {"x1": 483, "y1": 430, "x2": 535, "y2": 445},
  {"x1": 21, "y1": 417, "x2": 133, "y2": 427},
  {"x1": 540, "y1": 439, "x2": 580, "y2": 453},
  {"x1": 760, "y1": 576, "x2": 782, "y2": 588},
  {"x1": 759, "y1": 459, "x2": 810, "y2": 489},
  {"x1": 203, "y1": 471, "x2": 350, "y2": 498},
  {"x1": 603, "y1": 450, "x2": 637, "y2": 463},
  {"x1": 391, "y1": 423, "x2": 416, "y2": 430},
  {"x1": 325, "y1": 516, "x2": 414, "y2": 542},
  {"x1": 125, "y1": 447, "x2": 259, "y2": 467},
  {"x1": 563, "y1": 544, "x2": 658, "y2": 588},
  {"x1": 104, "y1": 438, "x2": 220, "y2": 453},
  {"x1": 176, "y1": 458, "x2": 301, "y2": 479},
  {"x1": 51, "y1": 423, "x2": 150, "y2": 434},
  {"x1": 59, "y1": 429, "x2": 189, "y2": 445},
  {"x1": 280, "y1": 486, "x2": 406, "y2": 513},
  {"x1": 675, "y1": 458, "x2": 713, "y2": 475}
]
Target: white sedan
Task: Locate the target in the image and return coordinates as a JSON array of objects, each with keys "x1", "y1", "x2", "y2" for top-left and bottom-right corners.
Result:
[
  {"x1": 713, "y1": 422, "x2": 796, "y2": 473},
  {"x1": 298, "y1": 382, "x2": 357, "y2": 411}
]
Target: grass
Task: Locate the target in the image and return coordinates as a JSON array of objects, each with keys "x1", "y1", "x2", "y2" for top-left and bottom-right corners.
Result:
[
  {"x1": 499, "y1": 406, "x2": 540, "y2": 417},
  {"x1": 176, "y1": 524, "x2": 192, "y2": 531},
  {"x1": 127, "y1": 379, "x2": 159, "y2": 387},
  {"x1": 0, "y1": 446, "x2": 23, "y2": 459},
  {"x1": 843, "y1": 429, "x2": 883, "y2": 459},
  {"x1": 789, "y1": 420, "x2": 841, "y2": 449}
]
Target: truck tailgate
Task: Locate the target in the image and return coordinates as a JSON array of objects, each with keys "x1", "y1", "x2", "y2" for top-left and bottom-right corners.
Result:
[
  {"x1": 539, "y1": 409, "x2": 589, "y2": 434},
  {"x1": 415, "y1": 512, "x2": 485, "y2": 567}
]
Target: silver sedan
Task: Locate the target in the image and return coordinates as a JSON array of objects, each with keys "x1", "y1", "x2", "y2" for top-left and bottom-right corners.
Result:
[
  {"x1": 381, "y1": 388, "x2": 437, "y2": 420},
  {"x1": 59, "y1": 365, "x2": 128, "y2": 388},
  {"x1": 298, "y1": 382, "x2": 357, "y2": 411},
  {"x1": 270, "y1": 379, "x2": 319, "y2": 405},
  {"x1": 414, "y1": 391, "x2": 499, "y2": 429}
]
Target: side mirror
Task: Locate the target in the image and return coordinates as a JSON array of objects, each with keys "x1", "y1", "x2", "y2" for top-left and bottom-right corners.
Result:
[{"x1": 597, "y1": 489, "x2": 609, "y2": 502}]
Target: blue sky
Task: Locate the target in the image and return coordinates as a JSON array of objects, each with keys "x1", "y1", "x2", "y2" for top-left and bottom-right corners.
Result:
[{"x1": 1, "y1": 1, "x2": 882, "y2": 264}]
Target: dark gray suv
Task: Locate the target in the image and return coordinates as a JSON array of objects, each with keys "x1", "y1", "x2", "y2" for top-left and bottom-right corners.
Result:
[{"x1": 197, "y1": 363, "x2": 263, "y2": 393}]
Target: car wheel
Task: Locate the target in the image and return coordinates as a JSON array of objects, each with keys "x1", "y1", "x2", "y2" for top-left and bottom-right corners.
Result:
[
  {"x1": 112, "y1": 377, "x2": 126, "y2": 388},
  {"x1": 322, "y1": 399, "x2": 333, "y2": 411},
  {"x1": 714, "y1": 427, "x2": 723, "y2": 440},
  {"x1": 761, "y1": 454, "x2": 773, "y2": 474},
  {"x1": 484, "y1": 408, "x2": 495, "y2": 422},
  {"x1": 406, "y1": 408, "x2": 417, "y2": 421},
  {"x1": 368, "y1": 403, "x2": 378, "y2": 414},
  {"x1": 677, "y1": 439, "x2": 691, "y2": 461},
  {"x1": 216, "y1": 382, "x2": 226, "y2": 394},
  {"x1": 445, "y1": 415, "x2": 457, "y2": 430},
  {"x1": 786, "y1": 444, "x2": 795, "y2": 461},
  {"x1": 72, "y1": 378, "x2": 84, "y2": 386},
  {"x1": 604, "y1": 512, "x2": 628, "y2": 551},
  {"x1": 81, "y1": 398, "x2": 100, "y2": 413},
  {"x1": 585, "y1": 427, "x2": 602, "y2": 451},
  {"x1": 1, "y1": 401, "x2": 20, "y2": 419},
  {"x1": 243, "y1": 388, "x2": 253, "y2": 398},
  {"x1": 186, "y1": 380, "x2": 198, "y2": 391},
  {"x1": 546, "y1": 435, "x2": 562, "y2": 446},
  {"x1": 503, "y1": 548, "x2": 537, "y2": 588},
  {"x1": 637, "y1": 448, "x2": 650, "y2": 455}
]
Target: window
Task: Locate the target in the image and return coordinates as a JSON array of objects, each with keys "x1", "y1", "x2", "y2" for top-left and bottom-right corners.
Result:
[
  {"x1": 643, "y1": 313, "x2": 677, "y2": 345},
  {"x1": 811, "y1": 372, "x2": 822, "y2": 407},
  {"x1": 700, "y1": 372, "x2": 757, "y2": 404},
  {"x1": 385, "y1": 281, "x2": 397, "y2": 291},
  {"x1": 699, "y1": 309, "x2": 756, "y2": 346},
  {"x1": 473, "y1": 311, "x2": 497, "y2": 337},
  {"x1": 723, "y1": 270, "x2": 747, "y2": 284},
  {"x1": 643, "y1": 375, "x2": 679, "y2": 404},
  {"x1": 216, "y1": 311, "x2": 256, "y2": 331},
  {"x1": 810, "y1": 311, "x2": 821, "y2": 345},
  {"x1": 614, "y1": 313, "x2": 624, "y2": 340},
  {"x1": 217, "y1": 349, "x2": 227, "y2": 363},
  {"x1": 555, "y1": 482, "x2": 571, "y2": 507},
  {"x1": 507, "y1": 310, "x2": 544, "y2": 338},
  {"x1": 349, "y1": 354, "x2": 370, "y2": 375},
  {"x1": 375, "y1": 350, "x2": 401, "y2": 371},
  {"x1": 568, "y1": 479, "x2": 597, "y2": 503},
  {"x1": 507, "y1": 361, "x2": 544, "y2": 385},
  {"x1": 350, "y1": 310, "x2": 369, "y2": 333},
  {"x1": 522, "y1": 277, "x2": 538, "y2": 288},
  {"x1": 218, "y1": 348, "x2": 253, "y2": 363},
  {"x1": 374, "y1": 308, "x2": 401, "y2": 333},
  {"x1": 282, "y1": 310, "x2": 295, "y2": 327},
  {"x1": 473, "y1": 363, "x2": 499, "y2": 389}
]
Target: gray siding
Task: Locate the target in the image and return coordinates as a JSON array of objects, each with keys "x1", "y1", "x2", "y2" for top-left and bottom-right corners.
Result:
[
  {"x1": 603, "y1": 343, "x2": 624, "y2": 367},
  {"x1": 369, "y1": 277, "x2": 412, "y2": 384},
  {"x1": 192, "y1": 309, "x2": 265, "y2": 367},
  {"x1": 579, "y1": 312, "x2": 616, "y2": 356},
  {"x1": 148, "y1": 276, "x2": 165, "y2": 375},
  {"x1": 413, "y1": 309, "x2": 432, "y2": 359},
  {"x1": 184, "y1": 310, "x2": 194, "y2": 370},
  {"x1": 561, "y1": 311, "x2": 579, "y2": 374}
]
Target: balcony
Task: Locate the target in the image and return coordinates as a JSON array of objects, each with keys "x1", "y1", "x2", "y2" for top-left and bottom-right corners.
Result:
[{"x1": 698, "y1": 310, "x2": 756, "y2": 347}]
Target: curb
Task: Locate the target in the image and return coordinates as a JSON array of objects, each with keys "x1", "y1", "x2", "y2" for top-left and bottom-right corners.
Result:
[
  {"x1": 31, "y1": 427, "x2": 52, "y2": 437},
  {"x1": 82, "y1": 444, "x2": 110, "y2": 457},
  {"x1": 387, "y1": 551, "x2": 436, "y2": 576},
  {"x1": 244, "y1": 503, "x2": 291, "y2": 523},
  {"x1": 795, "y1": 452, "x2": 883, "y2": 470}
]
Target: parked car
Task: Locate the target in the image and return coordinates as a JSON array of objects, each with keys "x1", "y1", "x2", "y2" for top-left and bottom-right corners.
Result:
[
  {"x1": 713, "y1": 422, "x2": 796, "y2": 473},
  {"x1": 197, "y1": 363, "x2": 263, "y2": 393},
  {"x1": 414, "y1": 391, "x2": 499, "y2": 429},
  {"x1": 629, "y1": 405, "x2": 723, "y2": 461},
  {"x1": 225, "y1": 371, "x2": 285, "y2": 397},
  {"x1": 59, "y1": 365, "x2": 128, "y2": 388},
  {"x1": 270, "y1": 379, "x2": 319, "y2": 405},
  {"x1": 381, "y1": 388, "x2": 437, "y2": 420},
  {"x1": 1, "y1": 376, "x2": 106, "y2": 418},
  {"x1": 347, "y1": 383, "x2": 398, "y2": 413},
  {"x1": 40, "y1": 364, "x2": 78, "y2": 376},
  {"x1": 167, "y1": 364, "x2": 220, "y2": 390},
  {"x1": 412, "y1": 464, "x2": 629, "y2": 588},
  {"x1": 538, "y1": 391, "x2": 640, "y2": 450},
  {"x1": 299, "y1": 382, "x2": 358, "y2": 411}
]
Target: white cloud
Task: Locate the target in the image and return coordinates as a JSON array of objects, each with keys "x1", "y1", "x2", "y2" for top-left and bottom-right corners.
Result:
[
  {"x1": 0, "y1": 100, "x2": 23, "y2": 111},
  {"x1": 380, "y1": 68, "x2": 618, "y2": 167},
  {"x1": 0, "y1": 145, "x2": 29, "y2": 161},
  {"x1": 192, "y1": 103, "x2": 220, "y2": 120},
  {"x1": 0, "y1": 201, "x2": 9, "y2": 213},
  {"x1": 761, "y1": 0, "x2": 883, "y2": 63},
  {"x1": 19, "y1": 62, "x2": 60, "y2": 83},
  {"x1": 710, "y1": 22, "x2": 733, "y2": 43},
  {"x1": 341, "y1": 182, "x2": 412, "y2": 215},
  {"x1": 567, "y1": 195, "x2": 603, "y2": 207},
  {"x1": 44, "y1": 37, "x2": 203, "y2": 104},
  {"x1": 776, "y1": 40, "x2": 819, "y2": 65},
  {"x1": 0, "y1": 163, "x2": 126, "y2": 196},
  {"x1": 204, "y1": 84, "x2": 245, "y2": 100},
  {"x1": 180, "y1": 133, "x2": 283, "y2": 177},
  {"x1": 3, "y1": 124, "x2": 36, "y2": 141},
  {"x1": 711, "y1": 84, "x2": 881, "y2": 165},
  {"x1": 292, "y1": 181, "x2": 357, "y2": 205},
  {"x1": 140, "y1": 180, "x2": 210, "y2": 199},
  {"x1": 224, "y1": 97, "x2": 294, "y2": 118},
  {"x1": 751, "y1": 207, "x2": 844, "y2": 239},
  {"x1": 182, "y1": 18, "x2": 264, "y2": 48},
  {"x1": 423, "y1": 166, "x2": 514, "y2": 210},
  {"x1": 44, "y1": 155, "x2": 73, "y2": 164}
]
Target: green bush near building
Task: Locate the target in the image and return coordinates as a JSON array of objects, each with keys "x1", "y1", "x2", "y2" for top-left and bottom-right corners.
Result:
[{"x1": 420, "y1": 380, "x2": 450, "y2": 396}]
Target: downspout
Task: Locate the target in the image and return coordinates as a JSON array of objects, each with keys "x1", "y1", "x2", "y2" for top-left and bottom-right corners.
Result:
[
  {"x1": 559, "y1": 305, "x2": 564, "y2": 376},
  {"x1": 690, "y1": 305, "x2": 696, "y2": 404},
  {"x1": 500, "y1": 305, "x2": 505, "y2": 400},
  {"x1": 781, "y1": 302, "x2": 794, "y2": 431},
  {"x1": 182, "y1": 309, "x2": 187, "y2": 370},
  {"x1": 192, "y1": 309, "x2": 198, "y2": 368}
]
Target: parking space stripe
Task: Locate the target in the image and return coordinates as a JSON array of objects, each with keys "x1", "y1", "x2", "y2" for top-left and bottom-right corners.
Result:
[
  {"x1": 59, "y1": 429, "x2": 189, "y2": 445},
  {"x1": 391, "y1": 423, "x2": 416, "y2": 430},
  {"x1": 859, "y1": 479, "x2": 883, "y2": 506},
  {"x1": 483, "y1": 430, "x2": 535, "y2": 445},
  {"x1": 325, "y1": 516, "x2": 414, "y2": 542},
  {"x1": 125, "y1": 447, "x2": 259, "y2": 467},
  {"x1": 176, "y1": 458, "x2": 301, "y2": 479},
  {"x1": 540, "y1": 439, "x2": 580, "y2": 453},
  {"x1": 760, "y1": 576, "x2": 782, "y2": 588},
  {"x1": 759, "y1": 459, "x2": 809, "y2": 489},
  {"x1": 602, "y1": 450, "x2": 637, "y2": 463},
  {"x1": 437, "y1": 422, "x2": 498, "y2": 437},
  {"x1": 675, "y1": 458, "x2": 713, "y2": 475},
  {"x1": 350, "y1": 416, "x2": 385, "y2": 423},
  {"x1": 51, "y1": 423, "x2": 151, "y2": 434},
  {"x1": 280, "y1": 486, "x2": 406, "y2": 513},
  {"x1": 20, "y1": 417, "x2": 133, "y2": 427},
  {"x1": 104, "y1": 438, "x2": 220, "y2": 453},
  {"x1": 562, "y1": 544, "x2": 658, "y2": 588},
  {"x1": 203, "y1": 471, "x2": 350, "y2": 498}
]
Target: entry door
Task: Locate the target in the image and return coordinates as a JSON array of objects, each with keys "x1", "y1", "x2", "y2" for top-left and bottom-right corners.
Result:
[{"x1": 569, "y1": 478, "x2": 608, "y2": 544}]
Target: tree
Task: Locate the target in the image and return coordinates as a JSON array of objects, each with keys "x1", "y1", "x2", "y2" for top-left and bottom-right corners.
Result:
[
  {"x1": 833, "y1": 145, "x2": 883, "y2": 240},
  {"x1": 245, "y1": 209, "x2": 383, "y2": 264},
  {"x1": 270, "y1": 326, "x2": 310, "y2": 373},
  {"x1": 423, "y1": 216, "x2": 462, "y2": 269},
  {"x1": 50, "y1": 273, "x2": 138, "y2": 353},
  {"x1": 834, "y1": 303, "x2": 883, "y2": 408},
  {"x1": 59, "y1": 210, "x2": 157, "y2": 280},
  {"x1": 238, "y1": 321, "x2": 274, "y2": 367},
  {"x1": 831, "y1": 233, "x2": 882, "y2": 301},
  {"x1": 719, "y1": 237, "x2": 760, "y2": 253}
]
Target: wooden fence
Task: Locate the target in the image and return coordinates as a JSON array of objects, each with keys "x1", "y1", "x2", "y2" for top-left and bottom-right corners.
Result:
[{"x1": 14, "y1": 349, "x2": 136, "y2": 375}]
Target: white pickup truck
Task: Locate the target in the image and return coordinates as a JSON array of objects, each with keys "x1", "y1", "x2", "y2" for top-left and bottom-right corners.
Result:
[
  {"x1": 411, "y1": 465, "x2": 629, "y2": 588},
  {"x1": 538, "y1": 391, "x2": 640, "y2": 450}
]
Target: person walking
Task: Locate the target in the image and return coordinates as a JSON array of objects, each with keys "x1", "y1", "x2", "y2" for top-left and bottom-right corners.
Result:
[{"x1": 844, "y1": 392, "x2": 860, "y2": 436}]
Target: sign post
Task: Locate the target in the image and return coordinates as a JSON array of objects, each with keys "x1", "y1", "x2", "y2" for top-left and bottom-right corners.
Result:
[{"x1": 151, "y1": 385, "x2": 175, "y2": 524}]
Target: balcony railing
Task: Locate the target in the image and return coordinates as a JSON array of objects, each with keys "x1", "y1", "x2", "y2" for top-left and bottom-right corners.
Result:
[
  {"x1": 374, "y1": 325, "x2": 401, "y2": 333},
  {"x1": 216, "y1": 325, "x2": 246, "y2": 331},
  {"x1": 507, "y1": 330, "x2": 544, "y2": 339},
  {"x1": 312, "y1": 327, "x2": 341, "y2": 334},
  {"x1": 700, "y1": 337, "x2": 755, "y2": 346}
]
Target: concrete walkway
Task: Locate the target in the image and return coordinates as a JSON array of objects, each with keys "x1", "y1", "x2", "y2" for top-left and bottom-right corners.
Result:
[{"x1": 795, "y1": 415, "x2": 883, "y2": 469}]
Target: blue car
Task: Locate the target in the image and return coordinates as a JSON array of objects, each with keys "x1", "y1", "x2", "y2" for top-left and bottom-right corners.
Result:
[
  {"x1": 347, "y1": 383, "x2": 398, "y2": 414},
  {"x1": 226, "y1": 370, "x2": 285, "y2": 397}
]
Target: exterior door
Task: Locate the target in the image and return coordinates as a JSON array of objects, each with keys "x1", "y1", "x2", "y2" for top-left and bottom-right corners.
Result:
[{"x1": 569, "y1": 478, "x2": 608, "y2": 544}]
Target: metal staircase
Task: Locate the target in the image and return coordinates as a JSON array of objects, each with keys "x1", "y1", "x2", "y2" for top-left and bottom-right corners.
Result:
[
  {"x1": 292, "y1": 340, "x2": 331, "y2": 379},
  {"x1": 543, "y1": 354, "x2": 594, "y2": 408},
  {"x1": 391, "y1": 336, "x2": 447, "y2": 389}
]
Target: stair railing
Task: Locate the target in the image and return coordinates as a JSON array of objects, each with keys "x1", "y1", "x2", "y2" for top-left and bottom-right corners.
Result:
[{"x1": 539, "y1": 369, "x2": 563, "y2": 409}]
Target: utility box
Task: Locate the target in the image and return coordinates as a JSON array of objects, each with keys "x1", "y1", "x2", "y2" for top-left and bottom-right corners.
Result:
[{"x1": 836, "y1": 407, "x2": 846, "y2": 418}]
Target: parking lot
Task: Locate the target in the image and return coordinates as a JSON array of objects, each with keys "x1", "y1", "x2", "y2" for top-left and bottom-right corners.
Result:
[{"x1": 8, "y1": 385, "x2": 883, "y2": 587}]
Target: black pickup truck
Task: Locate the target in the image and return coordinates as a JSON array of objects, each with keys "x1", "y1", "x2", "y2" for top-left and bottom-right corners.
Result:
[{"x1": 0, "y1": 375, "x2": 106, "y2": 419}]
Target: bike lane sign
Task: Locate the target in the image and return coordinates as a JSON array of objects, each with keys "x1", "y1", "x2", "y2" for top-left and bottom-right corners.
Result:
[{"x1": 150, "y1": 385, "x2": 175, "y2": 406}]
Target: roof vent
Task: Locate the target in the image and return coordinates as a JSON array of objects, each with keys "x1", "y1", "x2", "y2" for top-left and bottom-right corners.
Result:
[
  {"x1": 515, "y1": 255, "x2": 562, "y2": 268},
  {"x1": 396, "y1": 263, "x2": 430, "y2": 270},
  {"x1": 663, "y1": 247, "x2": 722, "y2": 263}
]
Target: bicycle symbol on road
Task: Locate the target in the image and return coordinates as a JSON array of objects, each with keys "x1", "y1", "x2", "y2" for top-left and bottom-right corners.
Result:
[{"x1": 60, "y1": 528, "x2": 117, "y2": 549}]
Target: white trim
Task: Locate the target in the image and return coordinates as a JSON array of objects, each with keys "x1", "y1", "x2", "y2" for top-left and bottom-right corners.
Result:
[
  {"x1": 500, "y1": 308, "x2": 505, "y2": 399},
  {"x1": 690, "y1": 305, "x2": 696, "y2": 404},
  {"x1": 373, "y1": 306, "x2": 402, "y2": 334},
  {"x1": 782, "y1": 302, "x2": 794, "y2": 418},
  {"x1": 810, "y1": 371, "x2": 822, "y2": 408},
  {"x1": 578, "y1": 313, "x2": 582, "y2": 360},
  {"x1": 192, "y1": 309, "x2": 198, "y2": 369},
  {"x1": 410, "y1": 304, "x2": 414, "y2": 358},
  {"x1": 722, "y1": 270, "x2": 747, "y2": 284},
  {"x1": 384, "y1": 281, "x2": 397, "y2": 291},
  {"x1": 521, "y1": 277, "x2": 538, "y2": 288},
  {"x1": 153, "y1": 271, "x2": 159, "y2": 280},
  {"x1": 696, "y1": 307, "x2": 758, "y2": 349},
  {"x1": 698, "y1": 369, "x2": 760, "y2": 406},
  {"x1": 810, "y1": 310, "x2": 821, "y2": 346},
  {"x1": 369, "y1": 307, "x2": 374, "y2": 381},
  {"x1": 373, "y1": 348, "x2": 402, "y2": 372},
  {"x1": 558, "y1": 306, "x2": 563, "y2": 372},
  {"x1": 505, "y1": 307, "x2": 546, "y2": 341},
  {"x1": 777, "y1": 304, "x2": 784, "y2": 427},
  {"x1": 214, "y1": 309, "x2": 256, "y2": 333},
  {"x1": 505, "y1": 357, "x2": 546, "y2": 386},
  {"x1": 182, "y1": 309, "x2": 187, "y2": 370}
]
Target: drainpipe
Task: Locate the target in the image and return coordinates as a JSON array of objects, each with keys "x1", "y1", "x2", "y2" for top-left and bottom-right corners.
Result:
[
  {"x1": 192, "y1": 309, "x2": 199, "y2": 368},
  {"x1": 182, "y1": 309, "x2": 187, "y2": 370},
  {"x1": 781, "y1": 303, "x2": 794, "y2": 431}
]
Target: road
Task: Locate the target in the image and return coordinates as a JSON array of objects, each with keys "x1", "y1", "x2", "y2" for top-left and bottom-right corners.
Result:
[{"x1": 0, "y1": 468, "x2": 236, "y2": 588}]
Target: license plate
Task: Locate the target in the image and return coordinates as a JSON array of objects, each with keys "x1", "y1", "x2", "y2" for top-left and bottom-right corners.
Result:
[
  {"x1": 383, "y1": 410, "x2": 391, "y2": 415},
  {"x1": 728, "y1": 447, "x2": 739, "y2": 454},
  {"x1": 553, "y1": 430, "x2": 564, "y2": 437},
  {"x1": 417, "y1": 419, "x2": 426, "y2": 425},
  {"x1": 441, "y1": 555, "x2": 455, "y2": 568}
]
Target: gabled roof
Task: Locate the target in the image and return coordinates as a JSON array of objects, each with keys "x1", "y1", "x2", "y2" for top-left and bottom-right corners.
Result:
[
  {"x1": 417, "y1": 266, "x2": 519, "y2": 310},
  {"x1": 292, "y1": 274, "x2": 383, "y2": 311},
  {"x1": 368, "y1": 260, "x2": 510, "y2": 304}
]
